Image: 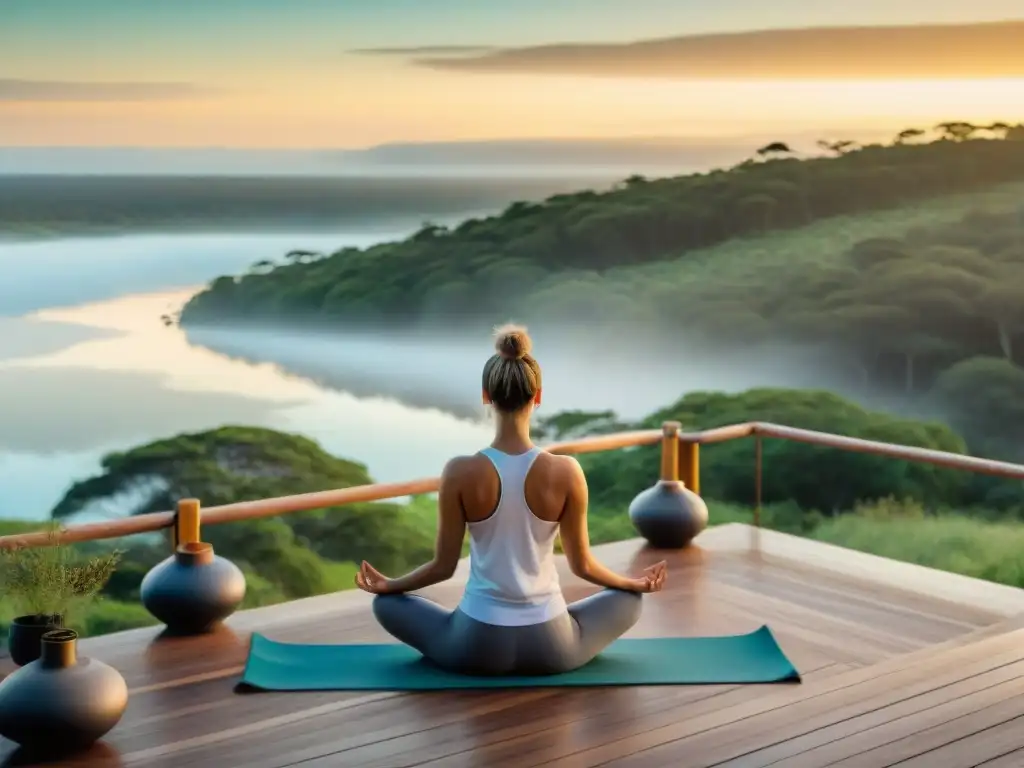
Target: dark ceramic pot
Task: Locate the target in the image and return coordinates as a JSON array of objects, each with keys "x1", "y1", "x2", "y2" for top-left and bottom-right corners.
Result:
[
  {"x1": 0, "y1": 629, "x2": 128, "y2": 754},
  {"x1": 140, "y1": 541, "x2": 246, "y2": 634},
  {"x1": 8, "y1": 614, "x2": 63, "y2": 667},
  {"x1": 629, "y1": 480, "x2": 709, "y2": 549}
]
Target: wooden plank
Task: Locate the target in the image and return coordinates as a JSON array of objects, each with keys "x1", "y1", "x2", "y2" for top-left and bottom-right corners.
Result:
[
  {"x1": 743, "y1": 553, "x2": 1004, "y2": 629},
  {"x1": 0, "y1": 537, "x2": 1013, "y2": 768},
  {"x1": 105, "y1": 581, "x2": 831, "y2": 768},
  {"x1": 118, "y1": 691, "x2": 403, "y2": 767},
  {"x1": 586, "y1": 641, "x2": 1024, "y2": 767},
  {"x1": 653, "y1": 650, "x2": 1024, "y2": 765},
  {"x1": 975, "y1": 748, "x2": 1024, "y2": 767},
  {"x1": 650, "y1": 548, "x2": 974, "y2": 655},
  {"x1": 143, "y1": 663, "x2": 850, "y2": 768},
  {"x1": 174, "y1": 686, "x2": 679, "y2": 768},
  {"x1": 722, "y1": 524, "x2": 1024, "y2": 619},
  {"x1": 707, "y1": 578, "x2": 917, "y2": 663},
  {"x1": 718, "y1": 660, "x2": 1024, "y2": 766},
  {"x1": 721, "y1": 555, "x2": 984, "y2": 639},
  {"x1": 846, "y1": 707, "x2": 1024, "y2": 768},
  {"x1": 540, "y1": 629, "x2": 1024, "y2": 766},
  {"x1": 401, "y1": 666, "x2": 857, "y2": 768},
  {"x1": 107, "y1": 579, "x2": 822, "y2": 766}
]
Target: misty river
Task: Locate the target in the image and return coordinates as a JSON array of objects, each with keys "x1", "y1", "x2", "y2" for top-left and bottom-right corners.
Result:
[{"x1": 0, "y1": 231, "x2": 831, "y2": 522}]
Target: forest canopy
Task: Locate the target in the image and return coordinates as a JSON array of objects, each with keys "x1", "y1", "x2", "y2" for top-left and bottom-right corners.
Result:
[
  {"x1": 0, "y1": 175, "x2": 597, "y2": 240},
  {"x1": 181, "y1": 124, "x2": 1024, "y2": 330},
  {"x1": 50, "y1": 426, "x2": 436, "y2": 606},
  {"x1": 179, "y1": 125, "x2": 1024, "y2": 463}
]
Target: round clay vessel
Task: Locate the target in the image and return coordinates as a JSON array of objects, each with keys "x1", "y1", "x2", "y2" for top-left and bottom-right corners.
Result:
[
  {"x1": 629, "y1": 480, "x2": 709, "y2": 549},
  {"x1": 7, "y1": 614, "x2": 63, "y2": 667},
  {"x1": 0, "y1": 629, "x2": 128, "y2": 753},
  {"x1": 140, "y1": 542, "x2": 246, "y2": 634}
]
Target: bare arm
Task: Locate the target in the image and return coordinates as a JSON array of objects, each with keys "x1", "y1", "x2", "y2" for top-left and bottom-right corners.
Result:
[
  {"x1": 379, "y1": 459, "x2": 467, "y2": 595},
  {"x1": 558, "y1": 457, "x2": 646, "y2": 592}
]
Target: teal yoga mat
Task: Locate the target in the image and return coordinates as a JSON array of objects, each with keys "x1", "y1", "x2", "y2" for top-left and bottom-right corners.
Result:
[{"x1": 237, "y1": 625, "x2": 800, "y2": 691}]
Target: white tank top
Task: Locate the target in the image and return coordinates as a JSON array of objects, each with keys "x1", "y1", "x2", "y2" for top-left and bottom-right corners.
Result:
[{"x1": 458, "y1": 446, "x2": 567, "y2": 626}]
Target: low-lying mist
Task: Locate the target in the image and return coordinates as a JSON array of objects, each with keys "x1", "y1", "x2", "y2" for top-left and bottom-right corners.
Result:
[
  {"x1": 184, "y1": 323, "x2": 866, "y2": 424},
  {"x1": 0, "y1": 231, "x2": 395, "y2": 317}
]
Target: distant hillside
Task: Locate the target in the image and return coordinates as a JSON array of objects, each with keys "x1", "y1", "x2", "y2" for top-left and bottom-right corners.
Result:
[
  {"x1": 181, "y1": 124, "x2": 1024, "y2": 331},
  {"x1": 0, "y1": 174, "x2": 608, "y2": 240},
  {"x1": 0, "y1": 137, "x2": 780, "y2": 177},
  {"x1": 180, "y1": 126, "x2": 1024, "y2": 467},
  {"x1": 328, "y1": 136, "x2": 796, "y2": 172}
]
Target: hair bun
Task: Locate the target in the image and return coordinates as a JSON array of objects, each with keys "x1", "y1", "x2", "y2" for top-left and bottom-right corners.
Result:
[{"x1": 494, "y1": 323, "x2": 532, "y2": 360}]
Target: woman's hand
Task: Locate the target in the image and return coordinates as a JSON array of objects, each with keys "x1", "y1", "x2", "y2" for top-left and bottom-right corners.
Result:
[
  {"x1": 627, "y1": 560, "x2": 668, "y2": 593},
  {"x1": 355, "y1": 560, "x2": 394, "y2": 595}
]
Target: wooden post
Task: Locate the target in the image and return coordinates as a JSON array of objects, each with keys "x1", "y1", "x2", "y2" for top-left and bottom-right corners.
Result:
[
  {"x1": 679, "y1": 441, "x2": 700, "y2": 494},
  {"x1": 754, "y1": 436, "x2": 763, "y2": 528},
  {"x1": 660, "y1": 422, "x2": 681, "y2": 482},
  {"x1": 174, "y1": 499, "x2": 202, "y2": 550}
]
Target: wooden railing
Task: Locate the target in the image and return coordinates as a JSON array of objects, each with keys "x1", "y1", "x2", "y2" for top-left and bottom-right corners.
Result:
[{"x1": 3, "y1": 421, "x2": 1023, "y2": 551}]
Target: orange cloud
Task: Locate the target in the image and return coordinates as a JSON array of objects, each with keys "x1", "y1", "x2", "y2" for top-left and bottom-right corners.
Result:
[{"x1": 410, "y1": 21, "x2": 1024, "y2": 80}]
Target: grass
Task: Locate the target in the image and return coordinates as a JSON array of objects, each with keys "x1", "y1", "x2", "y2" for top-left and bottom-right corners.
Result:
[{"x1": 813, "y1": 511, "x2": 1024, "y2": 587}]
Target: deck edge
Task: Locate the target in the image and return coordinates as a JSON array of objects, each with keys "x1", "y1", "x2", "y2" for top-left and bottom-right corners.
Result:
[{"x1": 709, "y1": 523, "x2": 1024, "y2": 617}]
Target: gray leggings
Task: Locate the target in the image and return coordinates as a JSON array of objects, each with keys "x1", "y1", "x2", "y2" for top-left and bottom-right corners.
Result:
[{"x1": 372, "y1": 589, "x2": 643, "y2": 676}]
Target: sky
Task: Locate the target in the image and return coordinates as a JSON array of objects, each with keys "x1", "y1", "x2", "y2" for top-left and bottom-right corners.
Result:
[{"x1": 2, "y1": 0, "x2": 1023, "y2": 148}]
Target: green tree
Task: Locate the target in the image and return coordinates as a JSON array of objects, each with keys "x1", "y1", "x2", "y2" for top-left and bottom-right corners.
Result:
[
  {"x1": 179, "y1": 128, "x2": 1024, "y2": 331},
  {"x1": 50, "y1": 427, "x2": 434, "y2": 600},
  {"x1": 578, "y1": 389, "x2": 969, "y2": 515},
  {"x1": 781, "y1": 304, "x2": 910, "y2": 386},
  {"x1": 974, "y1": 273, "x2": 1024, "y2": 362},
  {"x1": 894, "y1": 128, "x2": 926, "y2": 144},
  {"x1": 929, "y1": 357, "x2": 1024, "y2": 459},
  {"x1": 935, "y1": 121, "x2": 978, "y2": 142},
  {"x1": 817, "y1": 139, "x2": 858, "y2": 156},
  {"x1": 756, "y1": 142, "x2": 793, "y2": 160}
]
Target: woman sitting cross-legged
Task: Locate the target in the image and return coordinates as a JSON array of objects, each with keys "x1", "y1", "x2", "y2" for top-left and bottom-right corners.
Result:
[{"x1": 355, "y1": 323, "x2": 667, "y2": 676}]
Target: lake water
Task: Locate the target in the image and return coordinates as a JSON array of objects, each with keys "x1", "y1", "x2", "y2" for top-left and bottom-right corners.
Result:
[
  {"x1": 0, "y1": 230, "x2": 491, "y2": 521},
  {"x1": 0, "y1": 230, "x2": 833, "y2": 522}
]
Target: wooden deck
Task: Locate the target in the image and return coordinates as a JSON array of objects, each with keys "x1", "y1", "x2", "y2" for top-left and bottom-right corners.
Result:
[{"x1": 3, "y1": 523, "x2": 1024, "y2": 768}]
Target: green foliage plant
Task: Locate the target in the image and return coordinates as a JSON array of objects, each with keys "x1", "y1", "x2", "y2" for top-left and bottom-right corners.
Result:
[{"x1": 0, "y1": 523, "x2": 122, "y2": 629}]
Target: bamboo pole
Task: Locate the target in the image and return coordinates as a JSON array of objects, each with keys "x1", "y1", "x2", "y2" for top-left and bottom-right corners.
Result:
[{"x1": 660, "y1": 422, "x2": 681, "y2": 481}]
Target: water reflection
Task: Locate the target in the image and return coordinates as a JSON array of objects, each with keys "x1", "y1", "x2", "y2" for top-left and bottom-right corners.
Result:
[
  {"x1": 0, "y1": 317, "x2": 118, "y2": 363},
  {"x1": 0, "y1": 290, "x2": 490, "y2": 520},
  {"x1": 0, "y1": 366, "x2": 285, "y2": 454}
]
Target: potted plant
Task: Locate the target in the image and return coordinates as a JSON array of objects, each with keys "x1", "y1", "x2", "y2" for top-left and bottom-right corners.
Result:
[{"x1": 0, "y1": 524, "x2": 121, "y2": 666}]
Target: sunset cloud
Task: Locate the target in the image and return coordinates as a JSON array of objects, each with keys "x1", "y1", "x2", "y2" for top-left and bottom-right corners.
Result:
[
  {"x1": 0, "y1": 79, "x2": 216, "y2": 102},
  {"x1": 409, "y1": 21, "x2": 1024, "y2": 80}
]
